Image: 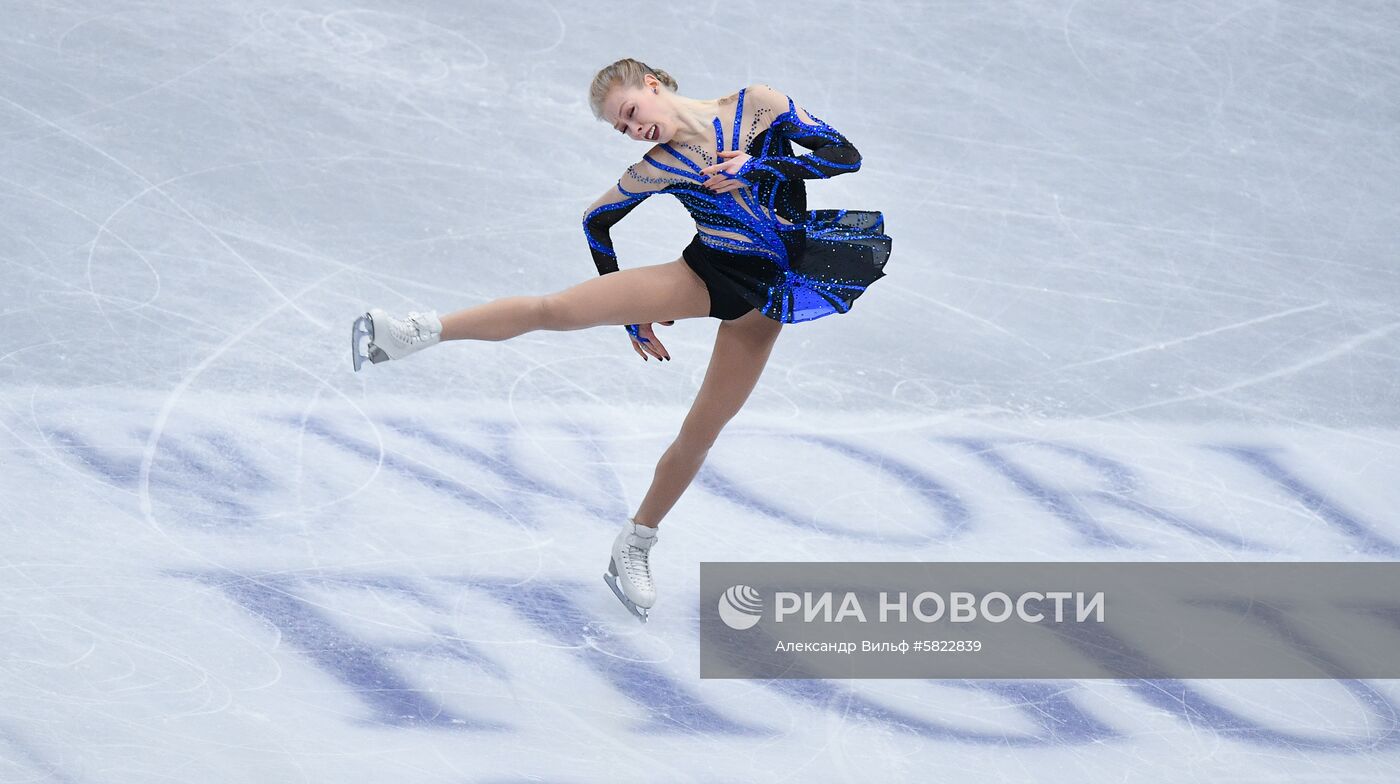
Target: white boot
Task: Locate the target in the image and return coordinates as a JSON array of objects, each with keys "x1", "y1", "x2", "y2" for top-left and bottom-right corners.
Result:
[
  {"x1": 352, "y1": 308, "x2": 443, "y2": 371},
  {"x1": 603, "y1": 518, "x2": 658, "y2": 622}
]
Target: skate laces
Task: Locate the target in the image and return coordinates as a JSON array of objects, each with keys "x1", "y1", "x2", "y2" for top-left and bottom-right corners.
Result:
[
  {"x1": 391, "y1": 311, "x2": 437, "y2": 345},
  {"x1": 622, "y1": 532, "x2": 655, "y2": 589}
]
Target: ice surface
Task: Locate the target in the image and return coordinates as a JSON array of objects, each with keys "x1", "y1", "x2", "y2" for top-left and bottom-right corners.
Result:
[{"x1": 2, "y1": 0, "x2": 1399, "y2": 781}]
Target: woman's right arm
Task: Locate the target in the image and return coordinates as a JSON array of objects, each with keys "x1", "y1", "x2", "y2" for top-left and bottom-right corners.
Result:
[
  {"x1": 581, "y1": 164, "x2": 656, "y2": 276},
  {"x1": 581, "y1": 162, "x2": 677, "y2": 357}
]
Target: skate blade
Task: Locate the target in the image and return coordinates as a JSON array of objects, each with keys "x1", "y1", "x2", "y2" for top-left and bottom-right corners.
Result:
[
  {"x1": 602, "y1": 571, "x2": 649, "y2": 623},
  {"x1": 351, "y1": 313, "x2": 374, "y2": 372}
]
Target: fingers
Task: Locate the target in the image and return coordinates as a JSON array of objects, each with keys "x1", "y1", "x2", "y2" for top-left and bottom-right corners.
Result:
[
  {"x1": 635, "y1": 338, "x2": 670, "y2": 361},
  {"x1": 703, "y1": 173, "x2": 751, "y2": 192},
  {"x1": 700, "y1": 159, "x2": 738, "y2": 176},
  {"x1": 701, "y1": 152, "x2": 748, "y2": 176},
  {"x1": 631, "y1": 325, "x2": 672, "y2": 361},
  {"x1": 640, "y1": 326, "x2": 671, "y2": 360},
  {"x1": 700, "y1": 154, "x2": 752, "y2": 191},
  {"x1": 700, "y1": 159, "x2": 742, "y2": 178},
  {"x1": 633, "y1": 339, "x2": 663, "y2": 361}
]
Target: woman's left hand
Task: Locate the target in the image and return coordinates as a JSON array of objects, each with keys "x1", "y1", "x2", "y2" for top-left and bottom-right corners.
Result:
[{"x1": 700, "y1": 151, "x2": 753, "y2": 193}]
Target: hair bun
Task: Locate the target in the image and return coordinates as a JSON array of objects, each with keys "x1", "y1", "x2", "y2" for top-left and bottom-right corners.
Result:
[{"x1": 649, "y1": 67, "x2": 678, "y2": 92}]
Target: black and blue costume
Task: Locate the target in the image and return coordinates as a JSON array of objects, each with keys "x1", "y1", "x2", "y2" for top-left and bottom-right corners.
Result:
[{"x1": 582, "y1": 84, "x2": 891, "y2": 326}]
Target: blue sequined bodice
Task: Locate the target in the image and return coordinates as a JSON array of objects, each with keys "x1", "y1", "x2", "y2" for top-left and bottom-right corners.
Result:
[{"x1": 584, "y1": 85, "x2": 862, "y2": 276}]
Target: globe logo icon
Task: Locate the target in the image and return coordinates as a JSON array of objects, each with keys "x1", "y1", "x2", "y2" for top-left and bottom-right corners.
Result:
[{"x1": 718, "y1": 585, "x2": 763, "y2": 630}]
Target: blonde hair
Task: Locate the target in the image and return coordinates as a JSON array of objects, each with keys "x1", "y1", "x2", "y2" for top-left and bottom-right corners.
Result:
[{"x1": 589, "y1": 58, "x2": 678, "y2": 120}]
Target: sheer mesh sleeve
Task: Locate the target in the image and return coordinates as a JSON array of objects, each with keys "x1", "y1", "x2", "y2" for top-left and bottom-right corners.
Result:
[
  {"x1": 739, "y1": 84, "x2": 862, "y2": 182},
  {"x1": 582, "y1": 160, "x2": 674, "y2": 275}
]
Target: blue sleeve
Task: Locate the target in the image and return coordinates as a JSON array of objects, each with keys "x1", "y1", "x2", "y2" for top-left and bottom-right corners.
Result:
[
  {"x1": 739, "y1": 89, "x2": 862, "y2": 182},
  {"x1": 582, "y1": 167, "x2": 659, "y2": 275}
]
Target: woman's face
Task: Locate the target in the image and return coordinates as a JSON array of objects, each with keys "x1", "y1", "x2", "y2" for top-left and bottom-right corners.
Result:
[{"x1": 603, "y1": 77, "x2": 672, "y2": 144}]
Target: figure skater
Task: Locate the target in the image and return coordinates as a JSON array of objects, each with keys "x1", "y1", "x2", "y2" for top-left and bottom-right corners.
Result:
[{"x1": 351, "y1": 58, "x2": 891, "y2": 622}]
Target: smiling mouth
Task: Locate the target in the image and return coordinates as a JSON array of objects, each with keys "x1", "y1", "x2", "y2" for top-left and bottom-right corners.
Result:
[{"x1": 646, "y1": 124, "x2": 658, "y2": 141}]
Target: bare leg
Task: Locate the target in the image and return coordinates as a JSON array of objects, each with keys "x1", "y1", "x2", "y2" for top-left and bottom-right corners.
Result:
[
  {"x1": 632, "y1": 308, "x2": 783, "y2": 527},
  {"x1": 438, "y1": 259, "x2": 710, "y2": 341}
]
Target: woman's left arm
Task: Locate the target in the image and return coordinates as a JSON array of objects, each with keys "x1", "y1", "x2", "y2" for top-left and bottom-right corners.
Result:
[
  {"x1": 699, "y1": 84, "x2": 862, "y2": 191},
  {"x1": 742, "y1": 83, "x2": 862, "y2": 180}
]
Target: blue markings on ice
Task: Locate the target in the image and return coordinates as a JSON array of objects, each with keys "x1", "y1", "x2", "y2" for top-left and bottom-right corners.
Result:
[{"x1": 6, "y1": 394, "x2": 1400, "y2": 780}]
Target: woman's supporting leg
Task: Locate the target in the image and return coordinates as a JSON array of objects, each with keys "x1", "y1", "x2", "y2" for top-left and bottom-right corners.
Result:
[
  {"x1": 632, "y1": 309, "x2": 783, "y2": 527},
  {"x1": 439, "y1": 259, "x2": 711, "y2": 341}
]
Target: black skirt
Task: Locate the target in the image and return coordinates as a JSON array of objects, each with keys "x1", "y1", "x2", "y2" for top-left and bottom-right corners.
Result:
[
  {"x1": 682, "y1": 237, "x2": 758, "y2": 320},
  {"x1": 681, "y1": 210, "x2": 891, "y2": 323}
]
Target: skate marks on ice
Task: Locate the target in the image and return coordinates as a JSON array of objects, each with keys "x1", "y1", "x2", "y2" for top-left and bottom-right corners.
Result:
[{"x1": 4, "y1": 392, "x2": 1400, "y2": 780}]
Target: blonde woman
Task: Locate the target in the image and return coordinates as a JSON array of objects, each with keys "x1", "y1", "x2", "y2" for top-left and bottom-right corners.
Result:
[{"x1": 351, "y1": 58, "x2": 891, "y2": 622}]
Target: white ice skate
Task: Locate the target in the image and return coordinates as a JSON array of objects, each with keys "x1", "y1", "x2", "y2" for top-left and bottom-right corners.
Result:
[
  {"x1": 603, "y1": 519, "x2": 658, "y2": 623},
  {"x1": 351, "y1": 308, "x2": 443, "y2": 372}
]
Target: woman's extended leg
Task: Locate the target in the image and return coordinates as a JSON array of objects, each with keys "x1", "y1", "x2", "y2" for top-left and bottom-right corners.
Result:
[
  {"x1": 632, "y1": 308, "x2": 783, "y2": 527},
  {"x1": 439, "y1": 259, "x2": 710, "y2": 341}
]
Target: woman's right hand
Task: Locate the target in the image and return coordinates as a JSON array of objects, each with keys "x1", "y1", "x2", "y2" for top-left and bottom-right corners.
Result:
[{"x1": 626, "y1": 322, "x2": 673, "y2": 361}]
